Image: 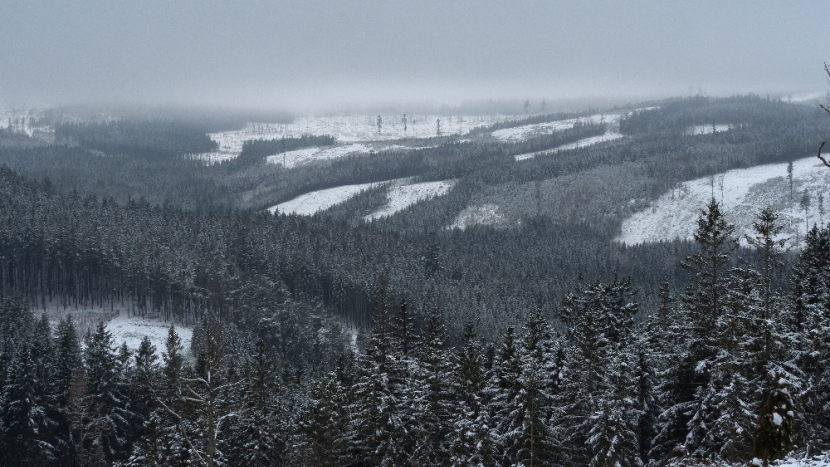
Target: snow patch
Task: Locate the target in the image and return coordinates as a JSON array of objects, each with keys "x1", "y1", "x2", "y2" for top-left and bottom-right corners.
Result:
[
  {"x1": 450, "y1": 203, "x2": 505, "y2": 230},
  {"x1": 492, "y1": 112, "x2": 622, "y2": 142},
  {"x1": 686, "y1": 124, "x2": 734, "y2": 135},
  {"x1": 269, "y1": 180, "x2": 396, "y2": 216},
  {"x1": 106, "y1": 312, "x2": 193, "y2": 359},
  {"x1": 514, "y1": 132, "x2": 625, "y2": 161},
  {"x1": 265, "y1": 143, "x2": 371, "y2": 168},
  {"x1": 365, "y1": 180, "x2": 456, "y2": 220},
  {"x1": 617, "y1": 155, "x2": 830, "y2": 247}
]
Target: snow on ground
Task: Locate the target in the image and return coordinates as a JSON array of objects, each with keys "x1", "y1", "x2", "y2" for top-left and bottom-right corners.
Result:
[
  {"x1": 196, "y1": 114, "x2": 515, "y2": 163},
  {"x1": 32, "y1": 302, "x2": 193, "y2": 358},
  {"x1": 617, "y1": 155, "x2": 830, "y2": 247},
  {"x1": 0, "y1": 108, "x2": 54, "y2": 140},
  {"x1": 268, "y1": 180, "x2": 394, "y2": 216},
  {"x1": 265, "y1": 143, "x2": 371, "y2": 168},
  {"x1": 492, "y1": 112, "x2": 622, "y2": 142},
  {"x1": 772, "y1": 453, "x2": 830, "y2": 466},
  {"x1": 106, "y1": 312, "x2": 193, "y2": 357},
  {"x1": 514, "y1": 132, "x2": 625, "y2": 161},
  {"x1": 450, "y1": 203, "x2": 506, "y2": 230},
  {"x1": 687, "y1": 124, "x2": 734, "y2": 135},
  {"x1": 364, "y1": 179, "x2": 456, "y2": 220}
]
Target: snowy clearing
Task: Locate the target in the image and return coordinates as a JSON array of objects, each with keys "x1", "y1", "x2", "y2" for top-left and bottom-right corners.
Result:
[
  {"x1": 265, "y1": 143, "x2": 370, "y2": 168},
  {"x1": 268, "y1": 180, "x2": 394, "y2": 216},
  {"x1": 196, "y1": 114, "x2": 517, "y2": 163},
  {"x1": 686, "y1": 124, "x2": 734, "y2": 135},
  {"x1": 32, "y1": 302, "x2": 193, "y2": 358},
  {"x1": 364, "y1": 179, "x2": 456, "y2": 220},
  {"x1": 514, "y1": 132, "x2": 625, "y2": 161},
  {"x1": 617, "y1": 155, "x2": 830, "y2": 247},
  {"x1": 106, "y1": 312, "x2": 193, "y2": 358},
  {"x1": 450, "y1": 203, "x2": 506, "y2": 230},
  {"x1": 492, "y1": 112, "x2": 622, "y2": 142}
]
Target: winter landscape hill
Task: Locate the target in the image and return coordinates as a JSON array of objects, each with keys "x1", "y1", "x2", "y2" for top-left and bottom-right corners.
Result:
[{"x1": 1, "y1": 94, "x2": 830, "y2": 466}]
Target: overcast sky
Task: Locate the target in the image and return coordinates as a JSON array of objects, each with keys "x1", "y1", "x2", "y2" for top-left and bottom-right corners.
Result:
[{"x1": 1, "y1": 1, "x2": 827, "y2": 111}]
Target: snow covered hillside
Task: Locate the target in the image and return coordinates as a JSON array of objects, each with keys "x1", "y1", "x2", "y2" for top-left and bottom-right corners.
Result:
[
  {"x1": 617, "y1": 155, "x2": 830, "y2": 247},
  {"x1": 269, "y1": 178, "x2": 455, "y2": 218},
  {"x1": 450, "y1": 203, "x2": 506, "y2": 230},
  {"x1": 492, "y1": 112, "x2": 622, "y2": 142},
  {"x1": 197, "y1": 114, "x2": 515, "y2": 163},
  {"x1": 514, "y1": 132, "x2": 625, "y2": 161},
  {"x1": 686, "y1": 123, "x2": 734, "y2": 135},
  {"x1": 364, "y1": 179, "x2": 455, "y2": 220},
  {"x1": 268, "y1": 181, "x2": 392, "y2": 216}
]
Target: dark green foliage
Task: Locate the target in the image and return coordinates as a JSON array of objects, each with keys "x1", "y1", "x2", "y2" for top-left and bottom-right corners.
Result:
[{"x1": 55, "y1": 120, "x2": 218, "y2": 161}]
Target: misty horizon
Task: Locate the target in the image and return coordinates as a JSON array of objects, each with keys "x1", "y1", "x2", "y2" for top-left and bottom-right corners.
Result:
[{"x1": 1, "y1": 1, "x2": 827, "y2": 113}]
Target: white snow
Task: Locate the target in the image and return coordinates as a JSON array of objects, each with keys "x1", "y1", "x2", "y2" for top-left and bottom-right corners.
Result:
[
  {"x1": 265, "y1": 143, "x2": 371, "y2": 168},
  {"x1": 772, "y1": 412, "x2": 783, "y2": 426},
  {"x1": 492, "y1": 112, "x2": 622, "y2": 142},
  {"x1": 268, "y1": 181, "x2": 394, "y2": 216},
  {"x1": 31, "y1": 302, "x2": 193, "y2": 359},
  {"x1": 773, "y1": 454, "x2": 830, "y2": 466},
  {"x1": 364, "y1": 180, "x2": 456, "y2": 220},
  {"x1": 105, "y1": 312, "x2": 193, "y2": 358},
  {"x1": 687, "y1": 124, "x2": 734, "y2": 135},
  {"x1": 514, "y1": 132, "x2": 625, "y2": 161},
  {"x1": 450, "y1": 203, "x2": 505, "y2": 230},
  {"x1": 617, "y1": 155, "x2": 830, "y2": 247},
  {"x1": 196, "y1": 114, "x2": 515, "y2": 162}
]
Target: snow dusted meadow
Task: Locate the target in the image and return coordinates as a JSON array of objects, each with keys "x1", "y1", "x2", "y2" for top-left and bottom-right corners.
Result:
[
  {"x1": 364, "y1": 179, "x2": 456, "y2": 220},
  {"x1": 34, "y1": 303, "x2": 193, "y2": 357},
  {"x1": 450, "y1": 203, "x2": 506, "y2": 230},
  {"x1": 197, "y1": 113, "x2": 516, "y2": 163},
  {"x1": 686, "y1": 123, "x2": 734, "y2": 135},
  {"x1": 514, "y1": 132, "x2": 625, "y2": 161},
  {"x1": 268, "y1": 181, "x2": 393, "y2": 216},
  {"x1": 617, "y1": 155, "x2": 830, "y2": 247},
  {"x1": 269, "y1": 178, "x2": 456, "y2": 218},
  {"x1": 492, "y1": 112, "x2": 622, "y2": 142}
]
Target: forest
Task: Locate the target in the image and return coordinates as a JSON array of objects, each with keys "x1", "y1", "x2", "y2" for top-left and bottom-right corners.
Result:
[{"x1": 0, "y1": 94, "x2": 828, "y2": 466}]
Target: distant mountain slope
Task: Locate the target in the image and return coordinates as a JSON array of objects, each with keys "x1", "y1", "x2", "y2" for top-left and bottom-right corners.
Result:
[{"x1": 617, "y1": 155, "x2": 830, "y2": 247}]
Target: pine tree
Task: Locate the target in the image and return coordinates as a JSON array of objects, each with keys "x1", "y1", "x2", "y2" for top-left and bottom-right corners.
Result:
[
  {"x1": 488, "y1": 326, "x2": 523, "y2": 466},
  {"x1": 677, "y1": 198, "x2": 738, "y2": 459},
  {"x1": 350, "y1": 308, "x2": 407, "y2": 466},
  {"x1": 753, "y1": 371, "x2": 795, "y2": 467},
  {"x1": 84, "y1": 321, "x2": 132, "y2": 465},
  {"x1": 450, "y1": 322, "x2": 494, "y2": 467},
  {"x1": 228, "y1": 338, "x2": 285, "y2": 467},
  {"x1": 1, "y1": 341, "x2": 56, "y2": 466},
  {"x1": 413, "y1": 308, "x2": 454, "y2": 466}
]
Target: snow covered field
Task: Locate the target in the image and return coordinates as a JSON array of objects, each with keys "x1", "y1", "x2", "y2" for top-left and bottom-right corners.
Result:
[
  {"x1": 106, "y1": 312, "x2": 193, "y2": 357},
  {"x1": 450, "y1": 203, "x2": 505, "y2": 230},
  {"x1": 32, "y1": 303, "x2": 193, "y2": 357},
  {"x1": 265, "y1": 143, "x2": 371, "y2": 168},
  {"x1": 514, "y1": 132, "x2": 625, "y2": 161},
  {"x1": 687, "y1": 124, "x2": 734, "y2": 135},
  {"x1": 617, "y1": 155, "x2": 830, "y2": 247},
  {"x1": 197, "y1": 113, "x2": 516, "y2": 163},
  {"x1": 364, "y1": 179, "x2": 456, "y2": 220},
  {"x1": 268, "y1": 181, "x2": 392, "y2": 216},
  {"x1": 492, "y1": 112, "x2": 622, "y2": 142},
  {"x1": 269, "y1": 178, "x2": 456, "y2": 218}
]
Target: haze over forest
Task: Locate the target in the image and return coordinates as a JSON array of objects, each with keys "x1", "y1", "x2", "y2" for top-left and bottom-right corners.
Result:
[{"x1": 1, "y1": 0, "x2": 828, "y2": 111}]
